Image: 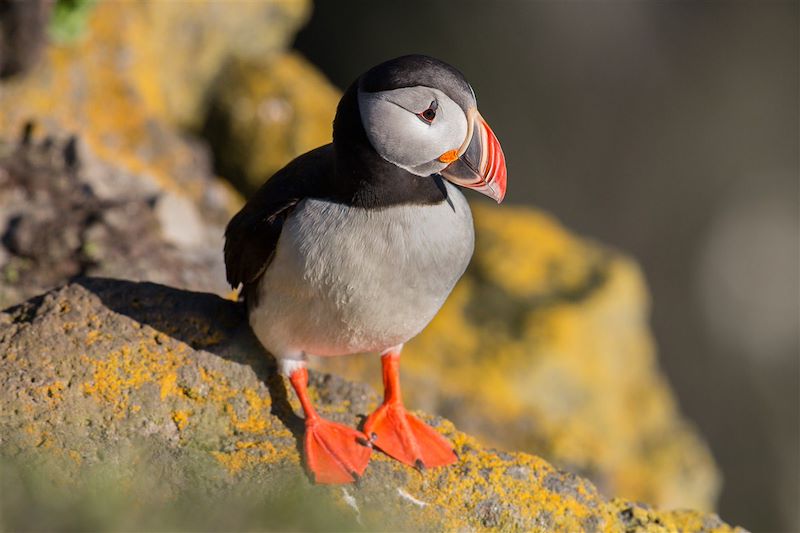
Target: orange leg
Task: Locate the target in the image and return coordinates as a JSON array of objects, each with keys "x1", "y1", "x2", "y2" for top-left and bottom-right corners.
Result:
[
  {"x1": 288, "y1": 367, "x2": 371, "y2": 484},
  {"x1": 363, "y1": 349, "x2": 458, "y2": 469}
]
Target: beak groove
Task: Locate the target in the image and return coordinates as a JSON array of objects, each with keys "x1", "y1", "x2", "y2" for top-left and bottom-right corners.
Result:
[{"x1": 439, "y1": 111, "x2": 507, "y2": 203}]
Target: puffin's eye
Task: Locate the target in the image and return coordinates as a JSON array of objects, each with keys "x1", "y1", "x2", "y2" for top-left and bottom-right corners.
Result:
[{"x1": 417, "y1": 100, "x2": 438, "y2": 124}]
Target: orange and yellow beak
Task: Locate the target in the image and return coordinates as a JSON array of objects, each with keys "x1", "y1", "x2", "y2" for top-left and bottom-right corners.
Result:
[{"x1": 439, "y1": 111, "x2": 507, "y2": 203}]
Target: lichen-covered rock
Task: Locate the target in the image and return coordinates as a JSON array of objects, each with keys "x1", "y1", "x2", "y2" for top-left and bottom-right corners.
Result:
[
  {"x1": 0, "y1": 132, "x2": 228, "y2": 310},
  {"x1": 0, "y1": 0, "x2": 308, "y2": 210},
  {"x1": 127, "y1": 0, "x2": 310, "y2": 129},
  {"x1": 203, "y1": 52, "x2": 340, "y2": 194},
  {"x1": 318, "y1": 204, "x2": 720, "y2": 512},
  {"x1": 0, "y1": 279, "x2": 743, "y2": 532}
]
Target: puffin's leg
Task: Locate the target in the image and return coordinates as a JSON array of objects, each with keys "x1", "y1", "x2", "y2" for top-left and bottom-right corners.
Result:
[
  {"x1": 283, "y1": 359, "x2": 372, "y2": 484},
  {"x1": 363, "y1": 346, "x2": 458, "y2": 469}
]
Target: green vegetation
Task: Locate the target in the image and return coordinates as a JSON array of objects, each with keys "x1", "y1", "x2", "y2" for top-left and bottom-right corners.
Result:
[
  {"x1": 0, "y1": 456, "x2": 358, "y2": 532},
  {"x1": 48, "y1": 0, "x2": 97, "y2": 44}
]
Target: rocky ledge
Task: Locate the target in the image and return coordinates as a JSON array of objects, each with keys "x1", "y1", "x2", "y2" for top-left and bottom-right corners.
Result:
[{"x1": 0, "y1": 279, "x2": 743, "y2": 532}]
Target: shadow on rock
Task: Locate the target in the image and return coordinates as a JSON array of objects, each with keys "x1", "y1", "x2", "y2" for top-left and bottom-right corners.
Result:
[{"x1": 73, "y1": 277, "x2": 305, "y2": 442}]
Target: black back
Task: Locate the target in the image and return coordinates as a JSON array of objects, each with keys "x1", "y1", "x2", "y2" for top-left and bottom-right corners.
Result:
[{"x1": 224, "y1": 145, "x2": 331, "y2": 304}]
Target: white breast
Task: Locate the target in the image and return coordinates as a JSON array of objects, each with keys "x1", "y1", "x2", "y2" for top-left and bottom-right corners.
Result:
[{"x1": 249, "y1": 181, "x2": 474, "y2": 358}]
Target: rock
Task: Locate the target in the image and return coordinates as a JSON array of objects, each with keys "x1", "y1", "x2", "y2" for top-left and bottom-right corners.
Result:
[
  {"x1": 317, "y1": 204, "x2": 721, "y2": 512},
  {"x1": 0, "y1": 279, "x2": 744, "y2": 532},
  {"x1": 0, "y1": 0, "x2": 308, "y2": 213},
  {"x1": 0, "y1": 131, "x2": 228, "y2": 310},
  {"x1": 203, "y1": 52, "x2": 340, "y2": 194},
  {"x1": 130, "y1": 0, "x2": 310, "y2": 130},
  {"x1": 154, "y1": 191, "x2": 209, "y2": 250}
]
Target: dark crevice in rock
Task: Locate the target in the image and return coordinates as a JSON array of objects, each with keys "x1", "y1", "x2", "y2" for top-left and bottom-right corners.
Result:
[{"x1": 0, "y1": 0, "x2": 51, "y2": 79}]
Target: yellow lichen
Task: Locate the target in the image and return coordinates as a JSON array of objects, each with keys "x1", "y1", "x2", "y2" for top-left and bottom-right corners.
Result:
[
  {"x1": 171, "y1": 410, "x2": 191, "y2": 431},
  {"x1": 68, "y1": 450, "x2": 83, "y2": 465},
  {"x1": 211, "y1": 440, "x2": 297, "y2": 476},
  {"x1": 76, "y1": 318, "x2": 300, "y2": 477},
  {"x1": 85, "y1": 330, "x2": 103, "y2": 346},
  {"x1": 230, "y1": 388, "x2": 271, "y2": 434},
  {"x1": 368, "y1": 422, "x2": 611, "y2": 531},
  {"x1": 159, "y1": 372, "x2": 180, "y2": 400},
  {"x1": 605, "y1": 498, "x2": 743, "y2": 533},
  {"x1": 198, "y1": 366, "x2": 239, "y2": 405},
  {"x1": 36, "y1": 380, "x2": 66, "y2": 406},
  {"x1": 185, "y1": 317, "x2": 227, "y2": 348},
  {"x1": 82, "y1": 341, "x2": 189, "y2": 417},
  {"x1": 471, "y1": 204, "x2": 602, "y2": 298}
]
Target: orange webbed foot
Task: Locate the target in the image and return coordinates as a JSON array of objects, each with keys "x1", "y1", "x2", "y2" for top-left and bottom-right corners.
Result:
[
  {"x1": 304, "y1": 417, "x2": 372, "y2": 484},
  {"x1": 364, "y1": 401, "x2": 457, "y2": 469},
  {"x1": 288, "y1": 365, "x2": 372, "y2": 485}
]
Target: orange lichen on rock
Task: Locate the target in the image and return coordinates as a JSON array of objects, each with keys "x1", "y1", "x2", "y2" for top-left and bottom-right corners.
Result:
[
  {"x1": 82, "y1": 342, "x2": 190, "y2": 417},
  {"x1": 211, "y1": 439, "x2": 298, "y2": 476},
  {"x1": 171, "y1": 410, "x2": 191, "y2": 432},
  {"x1": 230, "y1": 388, "x2": 271, "y2": 434},
  {"x1": 36, "y1": 380, "x2": 66, "y2": 406}
]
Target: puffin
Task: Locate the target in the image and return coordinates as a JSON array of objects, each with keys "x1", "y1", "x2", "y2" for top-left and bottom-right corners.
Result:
[{"x1": 224, "y1": 55, "x2": 507, "y2": 484}]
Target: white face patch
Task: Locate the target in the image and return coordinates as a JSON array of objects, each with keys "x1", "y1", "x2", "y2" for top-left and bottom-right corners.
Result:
[{"x1": 358, "y1": 86, "x2": 469, "y2": 177}]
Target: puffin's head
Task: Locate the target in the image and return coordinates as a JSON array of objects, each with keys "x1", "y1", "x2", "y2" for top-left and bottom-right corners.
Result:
[{"x1": 355, "y1": 55, "x2": 507, "y2": 203}]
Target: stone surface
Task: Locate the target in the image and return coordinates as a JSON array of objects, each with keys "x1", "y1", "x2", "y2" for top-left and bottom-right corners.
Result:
[
  {"x1": 0, "y1": 0, "x2": 308, "y2": 211},
  {"x1": 317, "y1": 203, "x2": 721, "y2": 512},
  {"x1": 0, "y1": 279, "x2": 743, "y2": 532},
  {"x1": 203, "y1": 52, "x2": 340, "y2": 194},
  {"x1": 0, "y1": 132, "x2": 229, "y2": 310}
]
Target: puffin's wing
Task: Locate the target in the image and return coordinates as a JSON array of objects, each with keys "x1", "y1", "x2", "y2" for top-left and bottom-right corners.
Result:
[{"x1": 224, "y1": 145, "x2": 334, "y2": 300}]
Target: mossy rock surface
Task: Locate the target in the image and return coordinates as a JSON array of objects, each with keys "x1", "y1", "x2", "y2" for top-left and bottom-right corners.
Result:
[{"x1": 0, "y1": 279, "x2": 743, "y2": 532}]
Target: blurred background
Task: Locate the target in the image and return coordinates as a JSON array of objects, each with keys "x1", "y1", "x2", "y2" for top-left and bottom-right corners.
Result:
[
  {"x1": 0, "y1": 1, "x2": 796, "y2": 531},
  {"x1": 297, "y1": 2, "x2": 799, "y2": 530}
]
